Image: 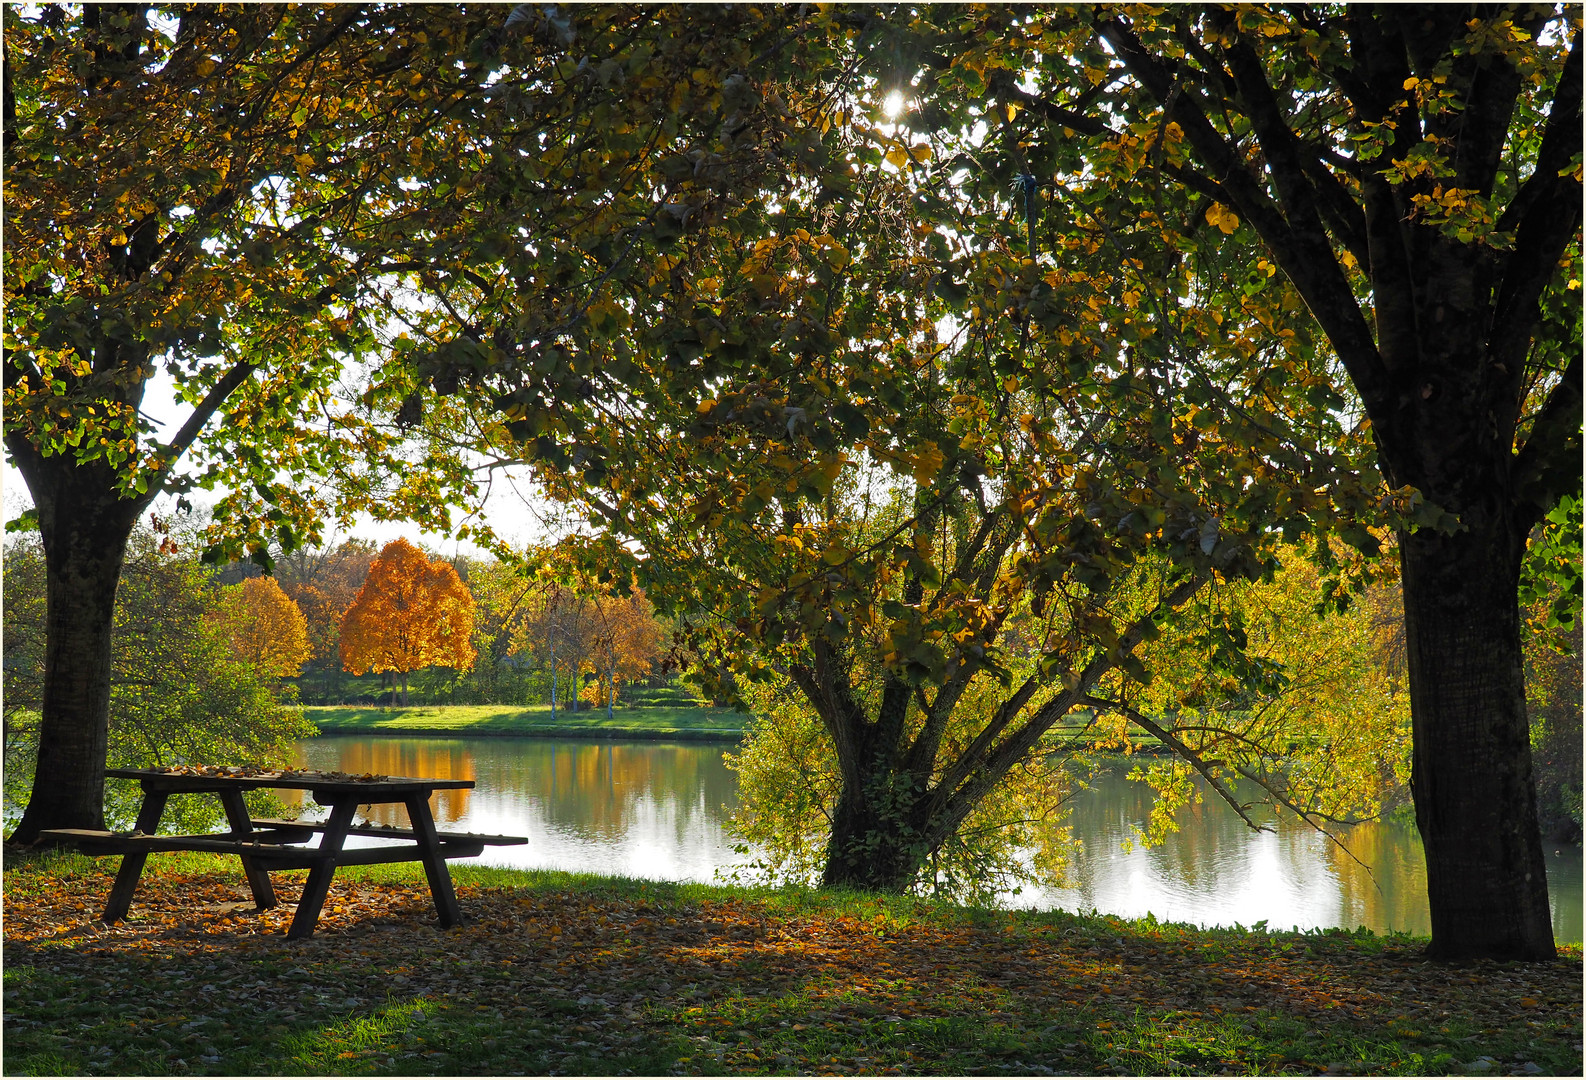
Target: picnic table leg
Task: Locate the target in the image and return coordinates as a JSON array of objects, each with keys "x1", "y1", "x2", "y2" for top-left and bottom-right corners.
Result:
[
  {"x1": 405, "y1": 792, "x2": 463, "y2": 928},
  {"x1": 285, "y1": 800, "x2": 356, "y2": 940},
  {"x1": 217, "y1": 787, "x2": 278, "y2": 910},
  {"x1": 102, "y1": 789, "x2": 169, "y2": 924}
]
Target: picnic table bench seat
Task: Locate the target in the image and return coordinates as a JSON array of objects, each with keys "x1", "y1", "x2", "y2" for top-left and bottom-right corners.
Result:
[
  {"x1": 35, "y1": 826, "x2": 511, "y2": 866},
  {"x1": 247, "y1": 818, "x2": 527, "y2": 847}
]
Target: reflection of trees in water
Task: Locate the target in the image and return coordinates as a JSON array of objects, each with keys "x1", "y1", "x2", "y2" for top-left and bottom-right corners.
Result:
[
  {"x1": 293, "y1": 737, "x2": 736, "y2": 840},
  {"x1": 284, "y1": 738, "x2": 1579, "y2": 939},
  {"x1": 288, "y1": 739, "x2": 474, "y2": 827},
  {"x1": 1066, "y1": 766, "x2": 1286, "y2": 889},
  {"x1": 1065, "y1": 765, "x2": 1405, "y2": 924},
  {"x1": 1325, "y1": 818, "x2": 1430, "y2": 936},
  {"x1": 493, "y1": 742, "x2": 737, "y2": 841}
]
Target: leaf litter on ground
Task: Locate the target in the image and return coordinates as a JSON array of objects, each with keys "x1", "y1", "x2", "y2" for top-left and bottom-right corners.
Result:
[{"x1": 2, "y1": 851, "x2": 1580, "y2": 1076}]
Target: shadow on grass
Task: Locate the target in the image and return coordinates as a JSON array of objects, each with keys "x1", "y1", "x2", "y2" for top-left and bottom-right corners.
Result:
[{"x1": 4, "y1": 854, "x2": 1581, "y2": 1076}]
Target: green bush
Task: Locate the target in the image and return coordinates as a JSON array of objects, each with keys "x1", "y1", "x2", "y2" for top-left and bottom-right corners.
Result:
[{"x1": 4, "y1": 527, "x2": 315, "y2": 834}]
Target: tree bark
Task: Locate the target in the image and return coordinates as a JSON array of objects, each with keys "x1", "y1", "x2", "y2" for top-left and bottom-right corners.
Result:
[
  {"x1": 820, "y1": 763, "x2": 928, "y2": 893},
  {"x1": 1401, "y1": 517, "x2": 1555, "y2": 960},
  {"x1": 7, "y1": 456, "x2": 147, "y2": 844}
]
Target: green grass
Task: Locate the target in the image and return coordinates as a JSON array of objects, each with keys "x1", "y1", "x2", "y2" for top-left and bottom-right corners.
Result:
[
  {"x1": 4, "y1": 850, "x2": 1581, "y2": 1077},
  {"x1": 302, "y1": 703, "x2": 747, "y2": 741}
]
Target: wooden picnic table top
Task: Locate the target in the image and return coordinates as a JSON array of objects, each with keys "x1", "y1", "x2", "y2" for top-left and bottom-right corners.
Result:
[{"x1": 105, "y1": 767, "x2": 474, "y2": 799}]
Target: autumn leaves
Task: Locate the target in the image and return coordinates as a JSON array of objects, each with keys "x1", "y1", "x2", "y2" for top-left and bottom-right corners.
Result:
[
  {"x1": 339, "y1": 539, "x2": 475, "y2": 706},
  {"x1": 328, "y1": 536, "x2": 665, "y2": 712}
]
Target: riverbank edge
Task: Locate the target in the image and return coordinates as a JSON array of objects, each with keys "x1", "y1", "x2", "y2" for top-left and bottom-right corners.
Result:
[
  {"x1": 307, "y1": 724, "x2": 743, "y2": 742},
  {"x1": 302, "y1": 704, "x2": 748, "y2": 741}
]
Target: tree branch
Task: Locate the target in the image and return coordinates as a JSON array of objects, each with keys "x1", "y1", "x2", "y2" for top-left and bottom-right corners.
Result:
[
  {"x1": 1495, "y1": 31, "x2": 1583, "y2": 235},
  {"x1": 1096, "y1": 16, "x2": 1393, "y2": 417},
  {"x1": 1082, "y1": 696, "x2": 1267, "y2": 833},
  {"x1": 931, "y1": 572, "x2": 1209, "y2": 833},
  {"x1": 154, "y1": 358, "x2": 258, "y2": 468},
  {"x1": 1489, "y1": 34, "x2": 1583, "y2": 378},
  {"x1": 1512, "y1": 352, "x2": 1584, "y2": 532}
]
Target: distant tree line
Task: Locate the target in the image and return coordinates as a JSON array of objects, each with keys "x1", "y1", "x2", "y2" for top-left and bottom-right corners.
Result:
[{"x1": 214, "y1": 534, "x2": 672, "y2": 710}]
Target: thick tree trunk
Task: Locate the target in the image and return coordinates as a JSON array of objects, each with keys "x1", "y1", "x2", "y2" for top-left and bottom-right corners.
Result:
[
  {"x1": 1401, "y1": 519, "x2": 1556, "y2": 960},
  {"x1": 7, "y1": 458, "x2": 144, "y2": 845},
  {"x1": 820, "y1": 767, "x2": 929, "y2": 893}
]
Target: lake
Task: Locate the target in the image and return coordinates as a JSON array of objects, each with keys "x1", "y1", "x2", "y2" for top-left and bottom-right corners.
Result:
[{"x1": 291, "y1": 735, "x2": 1584, "y2": 942}]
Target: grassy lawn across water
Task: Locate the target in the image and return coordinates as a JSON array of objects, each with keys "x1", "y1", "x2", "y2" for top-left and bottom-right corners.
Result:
[
  {"x1": 303, "y1": 703, "x2": 747, "y2": 741},
  {"x1": 3, "y1": 849, "x2": 1580, "y2": 1077}
]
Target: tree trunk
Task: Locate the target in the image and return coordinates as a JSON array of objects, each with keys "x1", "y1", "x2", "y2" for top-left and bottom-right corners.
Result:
[
  {"x1": 398, "y1": 671, "x2": 409, "y2": 708},
  {"x1": 820, "y1": 766, "x2": 929, "y2": 892},
  {"x1": 7, "y1": 457, "x2": 145, "y2": 845},
  {"x1": 1401, "y1": 518, "x2": 1556, "y2": 960}
]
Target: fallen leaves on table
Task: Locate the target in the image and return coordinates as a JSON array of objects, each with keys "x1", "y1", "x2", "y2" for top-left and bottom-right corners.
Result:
[
  {"x1": 139, "y1": 766, "x2": 390, "y2": 782},
  {"x1": 3, "y1": 860, "x2": 1581, "y2": 1077},
  {"x1": 148, "y1": 764, "x2": 288, "y2": 778}
]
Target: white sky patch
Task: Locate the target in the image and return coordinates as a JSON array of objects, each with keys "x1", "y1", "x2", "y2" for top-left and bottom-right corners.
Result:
[{"x1": 883, "y1": 89, "x2": 906, "y2": 120}]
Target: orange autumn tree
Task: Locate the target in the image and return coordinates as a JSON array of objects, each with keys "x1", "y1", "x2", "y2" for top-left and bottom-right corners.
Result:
[
  {"x1": 339, "y1": 539, "x2": 475, "y2": 706},
  {"x1": 217, "y1": 576, "x2": 312, "y2": 681}
]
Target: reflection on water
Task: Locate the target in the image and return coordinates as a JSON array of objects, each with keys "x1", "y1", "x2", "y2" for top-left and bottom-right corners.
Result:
[
  {"x1": 293, "y1": 737, "x2": 1582, "y2": 942},
  {"x1": 1014, "y1": 765, "x2": 1581, "y2": 942},
  {"x1": 291, "y1": 737, "x2": 740, "y2": 884}
]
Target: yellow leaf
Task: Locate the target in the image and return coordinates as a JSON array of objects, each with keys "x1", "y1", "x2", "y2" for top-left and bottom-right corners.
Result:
[
  {"x1": 885, "y1": 145, "x2": 910, "y2": 169},
  {"x1": 910, "y1": 440, "x2": 944, "y2": 485},
  {"x1": 813, "y1": 234, "x2": 850, "y2": 270},
  {"x1": 1206, "y1": 203, "x2": 1240, "y2": 234}
]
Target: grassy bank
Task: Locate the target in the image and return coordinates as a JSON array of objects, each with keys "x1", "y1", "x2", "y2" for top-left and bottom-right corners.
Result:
[
  {"x1": 303, "y1": 704, "x2": 747, "y2": 741},
  {"x1": 3, "y1": 850, "x2": 1580, "y2": 1076}
]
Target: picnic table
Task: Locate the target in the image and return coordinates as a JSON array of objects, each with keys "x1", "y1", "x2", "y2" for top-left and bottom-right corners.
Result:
[{"x1": 37, "y1": 766, "x2": 526, "y2": 939}]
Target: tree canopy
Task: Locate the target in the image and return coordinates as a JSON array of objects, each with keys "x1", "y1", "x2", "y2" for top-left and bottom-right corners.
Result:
[
  {"x1": 0, "y1": 2, "x2": 533, "y2": 842},
  {"x1": 216, "y1": 575, "x2": 311, "y2": 680},
  {"x1": 391, "y1": 3, "x2": 1578, "y2": 959},
  {"x1": 377, "y1": 2, "x2": 1382, "y2": 896}
]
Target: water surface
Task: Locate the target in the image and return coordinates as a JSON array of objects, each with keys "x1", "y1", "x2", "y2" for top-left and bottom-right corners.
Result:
[{"x1": 292, "y1": 735, "x2": 1583, "y2": 941}]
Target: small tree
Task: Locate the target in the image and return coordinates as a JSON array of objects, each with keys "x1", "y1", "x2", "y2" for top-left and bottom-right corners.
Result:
[
  {"x1": 459, "y1": 556, "x2": 540, "y2": 706},
  {"x1": 583, "y1": 587, "x2": 667, "y2": 719},
  {"x1": 216, "y1": 576, "x2": 312, "y2": 681},
  {"x1": 523, "y1": 580, "x2": 593, "y2": 717},
  {"x1": 338, "y1": 539, "x2": 475, "y2": 706}
]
